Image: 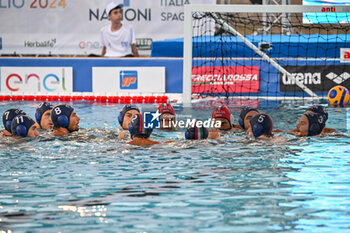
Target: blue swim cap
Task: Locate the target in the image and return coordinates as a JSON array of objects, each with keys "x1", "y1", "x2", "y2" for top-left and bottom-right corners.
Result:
[
  {"x1": 306, "y1": 105, "x2": 328, "y2": 122},
  {"x1": 51, "y1": 104, "x2": 74, "y2": 128},
  {"x1": 2, "y1": 108, "x2": 26, "y2": 133},
  {"x1": 249, "y1": 113, "x2": 273, "y2": 138},
  {"x1": 11, "y1": 115, "x2": 35, "y2": 137},
  {"x1": 35, "y1": 102, "x2": 54, "y2": 126},
  {"x1": 129, "y1": 113, "x2": 153, "y2": 138},
  {"x1": 238, "y1": 106, "x2": 259, "y2": 129},
  {"x1": 118, "y1": 104, "x2": 140, "y2": 126},
  {"x1": 185, "y1": 124, "x2": 209, "y2": 140},
  {"x1": 304, "y1": 113, "x2": 325, "y2": 136}
]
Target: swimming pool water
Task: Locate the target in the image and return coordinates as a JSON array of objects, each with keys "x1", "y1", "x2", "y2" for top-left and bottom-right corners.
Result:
[{"x1": 0, "y1": 100, "x2": 349, "y2": 232}]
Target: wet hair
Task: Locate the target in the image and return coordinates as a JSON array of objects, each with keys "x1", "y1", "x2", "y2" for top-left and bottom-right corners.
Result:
[
  {"x1": 249, "y1": 113, "x2": 273, "y2": 138},
  {"x1": 2, "y1": 108, "x2": 26, "y2": 133},
  {"x1": 238, "y1": 106, "x2": 259, "y2": 129},
  {"x1": 306, "y1": 105, "x2": 328, "y2": 123},
  {"x1": 118, "y1": 104, "x2": 140, "y2": 127},
  {"x1": 304, "y1": 113, "x2": 325, "y2": 136},
  {"x1": 185, "y1": 124, "x2": 209, "y2": 140},
  {"x1": 35, "y1": 102, "x2": 54, "y2": 126},
  {"x1": 51, "y1": 104, "x2": 74, "y2": 129},
  {"x1": 129, "y1": 113, "x2": 153, "y2": 138},
  {"x1": 11, "y1": 115, "x2": 35, "y2": 137}
]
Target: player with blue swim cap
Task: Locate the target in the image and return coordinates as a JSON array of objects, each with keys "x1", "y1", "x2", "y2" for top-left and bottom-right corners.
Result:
[
  {"x1": 127, "y1": 113, "x2": 159, "y2": 145},
  {"x1": 118, "y1": 104, "x2": 140, "y2": 139},
  {"x1": 305, "y1": 105, "x2": 337, "y2": 134},
  {"x1": 35, "y1": 102, "x2": 54, "y2": 130},
  {"x1": 236, "y1": 106, "x2": 259, "y2": 131},
  {"x1": 1, "y1": 108, "x2": 26, "y2": 136},
  {"x1": 185, "y1": 124, "x2": 209, "y2": 140},
  {"x1": 11, "y1": 115, "x2": 39, "y2": 138},
  {"x1": 305, "y1": 105, "x2": 328, "y2": 122},
  {"x1": 51, "y1": 104, "x2": 80, "y2": 136},
  {"x1": 247, "y1": 113, "x2": 273, "y2": 138},
  {"x1": 295, "y1": 112, "x2": 325, "y2": 137},
  {"x1": 285, "y1": 105, "x2": 335, "y2": 135}
]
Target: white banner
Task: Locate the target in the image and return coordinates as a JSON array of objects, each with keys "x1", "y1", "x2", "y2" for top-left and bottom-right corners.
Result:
[
  {"x1": 93, "y1": 67, "x2": 165, "y2": 94},
  {"x1": 0, "y1": 0, "x2": 215, "y2": 55},
  {"x1": 0, "y1": 67, "x2": 73, "y2": 94},
  {"x1": 340, "y1": 48, "x2": 350, "y2": 63}
]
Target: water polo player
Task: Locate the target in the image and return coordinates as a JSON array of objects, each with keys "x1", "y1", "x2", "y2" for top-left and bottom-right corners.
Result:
[
  {"x1": 236, "y1": 106, "x2": 259, "y2": 131},
  {"x1": 247, "y1": 113, "x2": 273, "y2": 138},
  {"x1": 11, "y1": 115, "x2": 39, "y2": 138},
  {"x1": 1, "y1": 108, "x2": 26, "y2": 136},
  {"x1": 158, "y1": 103, "x2": 176, "y2": 130},
  {"x1": 211, "y1": 105, "x2": 234, "y2": 131},
  {"x1": 35, "y1": 101, "x2": 54, "y2": 130},
  {"x1": 51, "y1": 104, "x2": 80, "y2": 136},
  {"x1": 283, "y1": 105, "x2": 335, "y2": 135},
  {"x1": 294, "y1": 112, "x2": 325, "y2": 137},
  {"x1": 127, "y1": 113, "x2": 159, "y2": 145},
  {"x1": 304, "y1": 105, "x2": 337, "y2": 134},
  {"x1": 118, "y1": 104, "x2": 140, "y2": 139}
]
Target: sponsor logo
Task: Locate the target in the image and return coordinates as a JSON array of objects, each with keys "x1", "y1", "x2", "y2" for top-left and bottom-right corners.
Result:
[
  {"x1": 192, "y1": 66, "x2": 259, "y2": 93},
  {"x1": 120, "y1": 70, "x2": 137, "y2": 89},
  {"x1": 5, "y1": 69, "x2": 67, "y2": 92},
  {"x1": 340, "y1": 48, "x2": 350, "y2": 63},
  {"x1": 280, "y1": 65, "x2": 350, "y2": 92},
  {"x1": 144, "y1": 111, "x2": 161, "y2": 129},
  {"x1": 321, "y1": 6, "x2": 336, "y2": 12},
  {"x1": 326, "y1": 72, "x2": 350, "y2": 84},
  {"x1": 281, "y1": 72, "x2": 321, "y2": 85},
  {"x1": 136, "y1": 38, "x2": 152, "y2": 50},
  {"x1": 24, "y1": 38, "x2": 56, "y2": 48},
  {"x1": 78, "y1": 41, "x2": 100, "y2": 49}
]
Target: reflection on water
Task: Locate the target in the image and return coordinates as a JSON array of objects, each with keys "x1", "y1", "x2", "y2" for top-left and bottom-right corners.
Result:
[{"x1": 0, "y1": 101, "x2": 349, "y2": 232}]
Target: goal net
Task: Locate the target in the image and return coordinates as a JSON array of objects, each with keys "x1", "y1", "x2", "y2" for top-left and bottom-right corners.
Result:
[{"x1": 183, "y1": 4, "x2": 350, "y2": 103}]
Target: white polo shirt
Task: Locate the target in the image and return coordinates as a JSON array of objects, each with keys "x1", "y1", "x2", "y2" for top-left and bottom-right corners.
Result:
[{"x1": 100, "y1": 24, "x2": 136, "y2": 57}]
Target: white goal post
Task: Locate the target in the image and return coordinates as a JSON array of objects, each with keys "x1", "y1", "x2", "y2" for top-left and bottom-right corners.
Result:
[{"x1": 183, "y1": 4, "x2": 350, "y2": 104}]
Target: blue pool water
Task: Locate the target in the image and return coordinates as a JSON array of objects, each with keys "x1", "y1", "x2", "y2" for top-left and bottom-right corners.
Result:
[{"x1": 0, "y1": 100, "x2": 349, "y2": 232}]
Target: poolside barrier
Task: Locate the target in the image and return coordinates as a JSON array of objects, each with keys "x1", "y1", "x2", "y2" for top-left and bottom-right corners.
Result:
[{"x1": 0, "y1": 95, "x2": 169, "y2": 104}]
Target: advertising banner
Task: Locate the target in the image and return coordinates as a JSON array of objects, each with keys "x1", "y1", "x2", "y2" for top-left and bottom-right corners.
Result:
[
  {"x1": 192, "y1": 66, "x2": 260, "y2": 93},
  {"x1": 92, "y1": 67, "x2": 165, "y2": 94},
  {"x1": 280, "y1": 65, "x2": 350, "y2": 92},
  {"x1": 340, "y1": 48, "x2": 350, "y2": 63},
  {"x1": 0, "y1": 0, "x2": 215, "y2": 55},
  {"x1": 0, "y1": 67, "x2": 73, "y2": 94}
]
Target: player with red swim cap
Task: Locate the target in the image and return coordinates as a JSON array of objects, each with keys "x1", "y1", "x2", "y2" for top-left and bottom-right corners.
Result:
[
  {"x1": 211, "y1": 105, "x2": 234, "y2": 131},
  {"x1": 157, "y1": 103, "x2": 176, "y2": 130},
  {"x1": 208, "y1": 105, "x2": 235, "y2": 140}
]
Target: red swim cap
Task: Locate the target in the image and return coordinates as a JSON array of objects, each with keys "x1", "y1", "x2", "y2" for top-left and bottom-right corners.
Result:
[
  {"x1": 211, "y1": 105, "x2": 233, "y2": 125},
  {"x1": 157, "y1": 103, "x2": 175, "y2": 115}
]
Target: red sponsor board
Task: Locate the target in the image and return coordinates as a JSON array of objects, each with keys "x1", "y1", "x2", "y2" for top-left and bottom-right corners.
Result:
[{"x1": 192, "y1": 66, "x2": 259, "y2": 93}]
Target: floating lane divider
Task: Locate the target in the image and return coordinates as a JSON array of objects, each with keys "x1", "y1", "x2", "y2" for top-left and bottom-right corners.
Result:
[{"x1": 0, "y1": 95, "x2": 169, "y2": 104}]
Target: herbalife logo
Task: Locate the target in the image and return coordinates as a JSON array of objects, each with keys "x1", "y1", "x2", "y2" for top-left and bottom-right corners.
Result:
[{"x1": 326, "y1": 72, "x2": 350, "y2": 84}]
